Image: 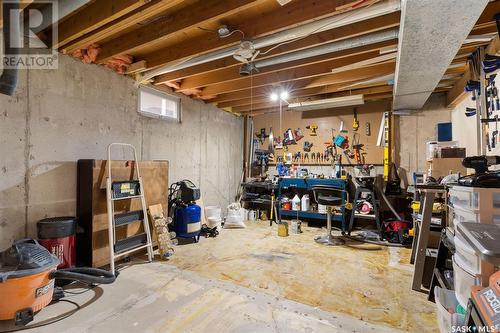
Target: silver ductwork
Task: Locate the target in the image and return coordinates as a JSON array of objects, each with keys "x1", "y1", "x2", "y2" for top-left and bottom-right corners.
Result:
[
  {"x1": 140, "y1": 0, "x2": 401, "y2": 82},
  {"x1": 253, "y1": 28, "x2": 399, "y2": 71}
]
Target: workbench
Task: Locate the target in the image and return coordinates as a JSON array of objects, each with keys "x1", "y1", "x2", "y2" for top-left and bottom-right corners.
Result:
[{"x1": 278, "y1": 177, "x2": 348, "y2": 230}]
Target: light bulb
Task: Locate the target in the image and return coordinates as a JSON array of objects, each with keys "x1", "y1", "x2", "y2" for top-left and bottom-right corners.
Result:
[
  {"x1": 270, "y1": 92, "x2": 278, "y2": 101},
  {"x1": 280, "y1": 91, "x2": 289, "y2": 100}
]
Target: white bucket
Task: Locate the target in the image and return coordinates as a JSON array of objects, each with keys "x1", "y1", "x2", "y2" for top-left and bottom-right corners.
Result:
[{"x1": 205, "y1": 206, "x2": 221, "y2": 219}]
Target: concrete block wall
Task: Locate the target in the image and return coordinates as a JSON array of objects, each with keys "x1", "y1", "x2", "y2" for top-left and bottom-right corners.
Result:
[{"x1": 0, "y1": 55, "x2": 243, "y2": 249}]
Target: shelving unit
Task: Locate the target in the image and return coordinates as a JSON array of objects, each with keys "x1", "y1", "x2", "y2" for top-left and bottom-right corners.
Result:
[{"x1": 278, "y1": 178, "x2": 349, "y2": 229}]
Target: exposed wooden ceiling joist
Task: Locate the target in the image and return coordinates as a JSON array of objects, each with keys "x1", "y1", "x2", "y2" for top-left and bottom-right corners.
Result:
[
  {"x1": 52, "y1": 0, "x2": 148, "y2": 49},
  {"x1": 154, "y1": 11, "x2": 400, "y2": 83},
  {"x1": 95, "y1": 0, "x2": 266, "y2": 64},
  {"x1": 59, "y1": 0, "x2": 185, "y2": 53},
  {"x1": 199, "y1": 50, "x2": 396, "y2": 96},
  {"x1": 232, "y1": 85, "x2": 394, "y2": 113},
  {"x1": 216, "y1": 81, "x2": 392, "y2": 108},
  {"x1": 171, "y1": 38, "x2": 397, "y2": 92},
  {"x1": 141, "y1": 0, "x2": 379, "y2": 70}
]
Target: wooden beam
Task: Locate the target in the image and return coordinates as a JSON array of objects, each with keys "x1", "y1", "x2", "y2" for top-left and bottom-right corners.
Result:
[
  {"x1": 154, "y1": 12, "x2": 400, "y2": 82},
  {"x1": 231, "y1": 85, "x2": 394, "y2": 113},
  {"x1": 52, "y1": 0, "x2": 147, "y2": 49},
  {"x1": 209, "y1": 72, "x2": 392, "y2": 104},
  {"x1": 95, "y1": 0, "x2": 264, "y2": 64},
  {"x1": 171, "y1": 39, "x2": 397, "y2": 91},
  {"x1": 60, "y1": 0, "x2": 185, "y2": 54},
  {"x1": 142, "y1": 0, "x2": 375, "y2": 69},
  {"x1": 126, "y1": 60, "x2": 147, "y2": 74},
  {"x1": 303, "y1": 61, "x2": 395, "y2": 89},
  {"x1": 199, "y1": 51, "x2": 395, "y2": 96},
  {"x1": 239, "y1": 91, "x2": 393, "y2": 115},
  {"x1": 217, "y1": 81, "x2": 392, "y2": 108}
]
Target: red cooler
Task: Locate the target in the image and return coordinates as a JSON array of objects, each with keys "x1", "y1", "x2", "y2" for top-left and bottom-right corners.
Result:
[{"x1": 37, "y1": 217, "x2": 77, "y2": 269}]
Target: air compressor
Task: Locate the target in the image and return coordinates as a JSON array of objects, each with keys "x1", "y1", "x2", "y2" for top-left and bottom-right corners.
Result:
[{"x1": 168, "y1": 180, "x2": 202, "y2": 242}]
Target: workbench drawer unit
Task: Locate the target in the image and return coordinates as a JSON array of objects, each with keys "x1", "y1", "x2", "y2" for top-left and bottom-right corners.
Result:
[
  {"x1": 278, "y1": 178, "x2": 348, "y2": 228},
  {"x1": 448, "y1": 186, "x2": 500, "y2": 226}
]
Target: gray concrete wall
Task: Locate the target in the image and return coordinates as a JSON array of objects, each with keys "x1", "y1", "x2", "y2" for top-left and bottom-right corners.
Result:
[{"x1": 0, "y1": 55, "x2": 244, "y2": 249}]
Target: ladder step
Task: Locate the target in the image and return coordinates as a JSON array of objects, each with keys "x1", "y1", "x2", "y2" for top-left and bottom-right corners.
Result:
[
  {"x1": 114, "y1": 233, "x2": 148, "y2": 254},
  {"x1": 114, "y1": 210, "x2": 144, "y2": 227},
  {"x1": 111, "y1": 181, "x2": 141, "y2": 199},
  {"x1": 112, "y1": 194, "x2": 143, "y2": 201}
]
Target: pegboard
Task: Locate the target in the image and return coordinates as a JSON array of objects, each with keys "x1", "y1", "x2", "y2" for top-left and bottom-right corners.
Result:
[{"x1": 252, "y1": 99, "x2": 390, "y2": 165}]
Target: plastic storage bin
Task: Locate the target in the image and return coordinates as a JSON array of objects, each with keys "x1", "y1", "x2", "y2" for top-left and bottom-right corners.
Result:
[
  {"x1": 454, "y1": 233, "x2": 480, "y2": 275},
  {"x1": 451, "y1": 206, "x2": 481, "y2": 224},
  {"x1": 449, "y1": 187, "x2": 479, "y2": 211},
  {"x1": 434, "y1": 287, "x2": 459, "y2": 333},
  {"x1": 452, "y1": 255, "x2": 480, "y2": 307}
]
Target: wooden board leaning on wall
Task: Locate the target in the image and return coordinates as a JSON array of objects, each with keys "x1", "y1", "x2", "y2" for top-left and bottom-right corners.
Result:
[{"x1": 252, "y1": 99, "x2": 389, "y2": 165}]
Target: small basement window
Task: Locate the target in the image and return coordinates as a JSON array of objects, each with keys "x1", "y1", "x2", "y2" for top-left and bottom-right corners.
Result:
[{"x1": 138, "y1": 86, "x2": 181, "y2": 121}]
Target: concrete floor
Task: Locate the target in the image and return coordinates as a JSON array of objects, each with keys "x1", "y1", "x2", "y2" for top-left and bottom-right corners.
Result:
[{"x1": 0, "y1": 222, "x2": 437, "y2": 332}]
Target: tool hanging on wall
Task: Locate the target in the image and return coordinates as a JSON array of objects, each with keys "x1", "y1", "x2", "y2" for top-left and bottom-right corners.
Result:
[
  {"x1": 303, "y1": 141, "x2": 313, "y2": 152},
  {"x1": 465, "y1": 107, "x2": 477, "y2": 117},
  {"x1": 306, "y1": 124, "x2": 318, "y2": 136},
  {"x1": 294, "y1": 128, "x2": 304, "y2": 141},
  {"x1": 365, "y1": 122, "x2": 371, "y2": 136},
  {"x1": 493, "y1": 115, "x2": 499, "y2": 149},
  {"x1": 255, "y1": 128, "x2": 269, "y2": 144},
  {"x1": 268, "y1": 127, "x2": 274, "y2": 153},
  {"x1": 352, "y1": 107, "x2": 359, "y2": 131},
  {"x1": 283, "y1": 128, "x2": 296, "y2": 145}
]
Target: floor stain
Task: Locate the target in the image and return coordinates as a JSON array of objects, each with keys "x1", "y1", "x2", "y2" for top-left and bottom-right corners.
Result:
[{"x1": 166, "y1": 221, "x2": 437, "y2": 332}]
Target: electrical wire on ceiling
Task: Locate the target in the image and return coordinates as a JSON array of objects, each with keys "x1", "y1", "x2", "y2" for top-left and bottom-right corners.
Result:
[{"x1": 258, "y1": 0, "x2": 376, "y2": 56}]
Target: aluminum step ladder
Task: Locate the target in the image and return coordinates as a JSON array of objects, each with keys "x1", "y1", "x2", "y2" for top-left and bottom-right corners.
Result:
[{"x1": 106, "y1": 143, "x2": 153, "y2": 274}]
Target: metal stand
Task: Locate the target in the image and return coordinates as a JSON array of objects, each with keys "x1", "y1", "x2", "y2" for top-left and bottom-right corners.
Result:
[
  {"x1": 347, "y1": 185, "x2": 381, "y2": 236},
  {"x1": 315, "y1": 207, "x2": 345, "y2": 246}
]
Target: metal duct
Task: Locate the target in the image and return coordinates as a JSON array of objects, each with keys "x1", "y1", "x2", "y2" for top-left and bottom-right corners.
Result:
[
  {"x1": 253, "y1": 28, "x2": 398, "y2": 71},
  {"x1": 140, "y1": 0, "x2": 401, "y2": 82},
  {"x1": 0, "y1": 0, "x2": 20, "y2": 96}
]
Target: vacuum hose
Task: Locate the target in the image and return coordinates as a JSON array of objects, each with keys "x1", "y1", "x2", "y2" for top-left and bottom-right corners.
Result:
[{"x1": 50, "y1": 267, "x2": 116, "y2": 285}]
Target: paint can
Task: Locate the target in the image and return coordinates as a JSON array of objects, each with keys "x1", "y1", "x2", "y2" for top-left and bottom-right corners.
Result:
[
  {"x1": 277, "y1": 222, "x2": 288, "y2": 237},
  {"x1": 248, "y1": 210, "x2": 257, "y2": 221},
  {"x1": 290, "y1": 219, "x2": 302, "y2": 234}
]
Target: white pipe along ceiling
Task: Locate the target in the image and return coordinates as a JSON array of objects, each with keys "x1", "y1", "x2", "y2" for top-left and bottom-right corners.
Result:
[
  {"x1": 392, "y1": 0, "x2": 489, "y2": 111},
  {"x1": 139, "y1": 0, "x2": 401, "y2": 82}
]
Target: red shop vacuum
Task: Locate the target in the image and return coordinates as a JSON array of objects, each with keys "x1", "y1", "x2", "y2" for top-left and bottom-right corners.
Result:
[
  {"x1": 0, "y1": 238, "x2": 116, "y2": 327},
  {"x1": 37, "y1": 217, "x2": 77, "y2": 269}
]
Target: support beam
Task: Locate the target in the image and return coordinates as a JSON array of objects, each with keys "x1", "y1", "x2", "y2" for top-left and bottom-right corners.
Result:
[
  {"x1": 172, "y1": 39, "x2": 397, "y2": 91},
  {"x1": 232, "y1": 85, "x2": 394, "y2": 113},
  {"x1": 95, "y1": 0, "x2": 264, "y2": 63},
  {"x1": 154, "y1": 12, "x2": 400, "y2": 83},
  {"x1": 200, "y1": 51, "x2": 395, "y2": 96},
  {"x1": 393, "y1": 0, "x2": 488, "y2": 110},
  {"x1": 52, "y1": 0, "x2": 147, "y2": 49},
  {"x1": 141, "y1": 0, "x2": 399, "y2": 70},
  {"x1": 303, "y1": 62, "x2": 395, "y2": 89},
  {"x1": 60, "y1": 0, "x2": 185, "y2": 54},
  {"x1": 217, "y1": 82, "x2": 392, "y2": 108}
]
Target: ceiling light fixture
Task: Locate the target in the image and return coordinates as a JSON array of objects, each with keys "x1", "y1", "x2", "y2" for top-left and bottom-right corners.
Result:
[
  {"x1": 270, "y1": 92, "x2": 279, "y2": 102},
  {"x1": 288, "y1": 95, "x2": 365, "y2": 111}
]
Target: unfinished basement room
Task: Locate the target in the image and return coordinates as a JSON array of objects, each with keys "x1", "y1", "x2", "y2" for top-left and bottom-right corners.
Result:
[{"x1": 2, "y1": 0, "x2": 500, "y2": 332}]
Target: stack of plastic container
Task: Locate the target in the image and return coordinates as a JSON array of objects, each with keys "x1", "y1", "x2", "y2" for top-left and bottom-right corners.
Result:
[{"x1": 431, "y1": 185, "x2": 500, "y2": 331}]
